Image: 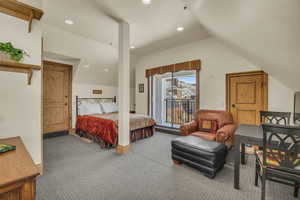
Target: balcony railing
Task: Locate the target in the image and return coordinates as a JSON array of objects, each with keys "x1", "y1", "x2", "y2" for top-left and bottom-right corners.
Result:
[{"x1": 165, "y1": 99, "x2": 196, "y2": 125}]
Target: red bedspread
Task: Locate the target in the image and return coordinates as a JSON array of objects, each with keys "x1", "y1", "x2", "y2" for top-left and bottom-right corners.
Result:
[{"x1": 76, "y1": 115, "x2": 117, "y2": 145}]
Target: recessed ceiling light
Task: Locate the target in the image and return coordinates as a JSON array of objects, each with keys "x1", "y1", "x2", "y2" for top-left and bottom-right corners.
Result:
[
  {"x1": 177, "y1": 26, "x2": 184, "y2": 32},
  {"x1": 130, "y1": 45, "x2": 136, "y2": 49},
  {"x1": 83, "y1": 64, "x2": 89, "y2": 68},
  {"x1": 104, "y1": 68, "x2": 109, "y2": 72},
  {"x1": 65, "y1": 19, "x2": 74, "y2": 25},
  {"x1": 142, "y1": 0, "x2": 152, "y2": 5}
]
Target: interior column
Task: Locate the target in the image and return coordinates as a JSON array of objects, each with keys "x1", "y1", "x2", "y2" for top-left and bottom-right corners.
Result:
[{"x1": 117, "y1": 21, "x2": 131, "y2": 155}]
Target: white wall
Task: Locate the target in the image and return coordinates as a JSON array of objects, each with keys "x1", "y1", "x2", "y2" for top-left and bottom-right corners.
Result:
[
  {"x1": 135, "y1": 37, "x2": 294, "y2": 115},
  {"x1": 42, "y1": 23, "x2": 118, "y2": 86},
  {"x1": 268, "y1": 76, "x2": 294, "y2": 112},
  {"x1": 0, "y1": 1, "x2": 42, "y2": 164}
]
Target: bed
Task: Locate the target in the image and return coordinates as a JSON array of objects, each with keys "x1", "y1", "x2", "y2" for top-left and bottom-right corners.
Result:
[{"x1": 75, "y1": 96, "x2": 156, "y2": 148}]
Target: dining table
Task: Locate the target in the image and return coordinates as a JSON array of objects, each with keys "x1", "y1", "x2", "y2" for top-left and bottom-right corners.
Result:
[
  {"x1": 234, "y1": 124, "x2": 264, "y2": 189},
  {"x1": 234, "y1": 123, "x2": 300, "y2": 189}
]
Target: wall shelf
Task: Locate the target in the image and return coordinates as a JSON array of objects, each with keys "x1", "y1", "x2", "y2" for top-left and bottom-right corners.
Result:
[
  {"x1": 0, "y1": 60, "x2": 41, "y2": 85},
  {"x1": 0, "y1": 0, "x2": 44, "y2": 33}
]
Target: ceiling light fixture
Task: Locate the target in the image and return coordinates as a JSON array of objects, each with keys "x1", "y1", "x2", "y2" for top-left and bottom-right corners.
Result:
[
  {"x1": 104, "y1": 68, "x2": 109, "y2": 72},
  {"x1": 83, "y1": 64, "x2": 89, "y2": 68},
  {"x1": 176, "y1": 6, "x2": 188, "y2": 33},
  {"x1": 177, "y1": 26, "x2": 184, "y2": 32},
  {"x1": 142, "y1": 0, "x2": 152, "y2": 5},
  {"x1": 130, "y1": 45, "x2": 136, "y2": 49},
  {"x1": 65, "y1": 19, "x2": 74, "y2": 25}
]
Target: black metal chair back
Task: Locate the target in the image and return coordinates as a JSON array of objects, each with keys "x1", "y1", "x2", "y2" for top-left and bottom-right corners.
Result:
[
  {"x1": 260, "y1": 111, "x2": 291, "y2": 126},
  {"x1": 262, "y1": 124, "x2": 300, "y2": 173},
  {"x1": 294, "y1": 113, "x2": 300, "y2": 124}
]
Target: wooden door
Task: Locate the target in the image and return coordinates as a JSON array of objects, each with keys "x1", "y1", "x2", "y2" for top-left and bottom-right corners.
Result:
[
  {"x1": 43, "y1": 61, "x2": 72, "y2": 134},
  {"x1": 226, "y1": 71, "x2": 268, "y2": 125}
]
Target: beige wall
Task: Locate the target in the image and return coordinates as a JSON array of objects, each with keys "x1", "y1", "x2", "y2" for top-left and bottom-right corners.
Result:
[
  {"x1": 135, "y1": 38, "x2": 294, "y2": 115},
  {"x1": 0, "y1": 1, "x2": 42, "y2": 164}
]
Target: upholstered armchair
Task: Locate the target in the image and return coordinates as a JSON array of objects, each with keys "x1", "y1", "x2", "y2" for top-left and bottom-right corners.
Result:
[{"x1": 180, "y1": 110, "x2": 237, "y2": 148}]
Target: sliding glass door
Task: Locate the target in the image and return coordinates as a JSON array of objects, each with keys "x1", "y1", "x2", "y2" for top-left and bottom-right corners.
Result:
[{"x1": 150, "y1": 70, "x2": 197, "y2": 129}]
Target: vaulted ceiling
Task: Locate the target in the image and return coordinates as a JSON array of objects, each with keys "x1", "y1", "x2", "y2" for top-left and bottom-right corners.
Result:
[
  {"x1": 188, "y1": 0, "x2": 300, "y2": 91},
  {"x1": 42, "y1": 0, "x2": 300, "y2": 91},
  {"x1": 42, "y1": 0, "x2": 208, "y2": 56}
]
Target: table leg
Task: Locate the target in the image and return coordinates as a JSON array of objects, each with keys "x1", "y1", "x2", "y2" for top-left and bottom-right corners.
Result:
[
  {"x1": 234, "y1": 137, "x2": 240, "y2": 189},
  {"x1": 241, "y1": 143, "x2": 246, "y2": 165}
]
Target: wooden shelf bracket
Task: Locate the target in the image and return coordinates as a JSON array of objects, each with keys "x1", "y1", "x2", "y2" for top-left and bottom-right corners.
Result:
[
  {"x1": 0, "y1": 61, "x2": 41, "y2": 85},
  {"x1": 27, "y1": 68, "x2": 33, "y2": 85},
  {"x1": 28, "y1": 10, "x2": 34, "y2": 33},
  {"x1": 0, "y1": 0, "x2": 44, "y2": 33}
]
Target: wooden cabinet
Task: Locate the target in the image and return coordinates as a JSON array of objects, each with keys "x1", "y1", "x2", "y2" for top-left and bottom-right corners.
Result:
[{"x1": 0, "y1": 137, "x2": 39, "y2": 200}]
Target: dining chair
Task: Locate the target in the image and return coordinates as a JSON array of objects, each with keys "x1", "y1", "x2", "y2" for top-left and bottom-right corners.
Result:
[
  {"x1": 260, "y1": 111, "x2": 291, "y2": 126},
  {"x1": 294, "y1": 113, "x2": 300, "y2": 124},
  {"x1": 254, "y1": 124, "x2": 300, "y2": 200}
]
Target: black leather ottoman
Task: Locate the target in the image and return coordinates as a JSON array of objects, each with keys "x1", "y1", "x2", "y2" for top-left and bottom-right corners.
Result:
[{"x1": 171, "y1": 136, "x2": 228, "y2": 178}]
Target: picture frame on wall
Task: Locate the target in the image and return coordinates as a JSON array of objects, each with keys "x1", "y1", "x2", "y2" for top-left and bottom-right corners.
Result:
[
  {"x1": 138, "y1": 84, "x2": 144, "y2": 93},
  {"x1": 92, "y1": 90, "x2": 102, "y2": 94}
]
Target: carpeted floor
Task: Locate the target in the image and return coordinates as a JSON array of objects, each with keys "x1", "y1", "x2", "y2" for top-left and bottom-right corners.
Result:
[{"x1": 37, "y1": 132, "x2": 297, "y2": 200}]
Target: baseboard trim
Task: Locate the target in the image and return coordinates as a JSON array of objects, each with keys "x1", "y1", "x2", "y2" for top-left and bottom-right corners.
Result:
[
  {"x1": 43, "y1": 130, "x2": 68, "y2": 139},
  {"x1": 70, "y1": 130, "x2": 93, "y2": 143},
  {"x1": 36, "y1": 163, "x2": 43, "y2": 175},
  {"x1": 155, "y1": 126, "x2": 181, "y2": 135},
  {"x1": 116, "y1": 144, "x2": 131, "y2": 155},
  {"x1": 69, "y1": 128, "x2": 76, "y2": 135}
]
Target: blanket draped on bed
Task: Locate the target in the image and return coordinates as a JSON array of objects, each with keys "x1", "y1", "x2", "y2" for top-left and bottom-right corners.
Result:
[
  {"x1": 76, "y1": 116, "x2": 118, "y2": 145},
  {"x1": 76, "y1": 113, "x2": 156, "y2": 147}
]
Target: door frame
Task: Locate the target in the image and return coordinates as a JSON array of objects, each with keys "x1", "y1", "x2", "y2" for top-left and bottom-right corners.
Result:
[
  {"x1": 147, "y1": 69, "x2": 200, "y2": 128},
  {"x1": 225, "y1": 70, "x2": 268, "y2": 115},
  {"x1": 42, "y1": 60, "x2": 73, "y2": 134}
]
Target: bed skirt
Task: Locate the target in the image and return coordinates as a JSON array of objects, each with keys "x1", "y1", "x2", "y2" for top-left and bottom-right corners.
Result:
[{"x1": 75, "y1": 126, "x2": 155, "y2": 149}]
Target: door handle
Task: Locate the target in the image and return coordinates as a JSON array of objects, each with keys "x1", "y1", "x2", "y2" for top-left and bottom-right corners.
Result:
[
  {"x1": 65, "y1": 103, "x2": 68, "y2": 106},
  {"x1": 232, "y1": 104, "x2": 236, "y2": 108}
]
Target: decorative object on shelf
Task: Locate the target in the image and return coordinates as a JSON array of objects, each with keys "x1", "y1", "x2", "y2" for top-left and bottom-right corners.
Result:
[
  {"x1": 0, "y1": 143, "x2": 16, "y2": 153},
  {"x1": 0, "y1": 42, "x2": 29, "y2": 62},
  {"x1": 139, "y1": 83, "x2": 144, "y2": 93},
  {"x1": 0, "y1": 0, "x2": 44, "y2": 33}
]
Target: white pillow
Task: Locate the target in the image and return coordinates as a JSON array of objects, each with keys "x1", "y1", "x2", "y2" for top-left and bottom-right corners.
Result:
[
  {"x1": 79, "y1": 103, "x2": 103, "y2": 115},
  {"x1": 101, "y1": 102, "x2": 118, "y2": 113}
]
